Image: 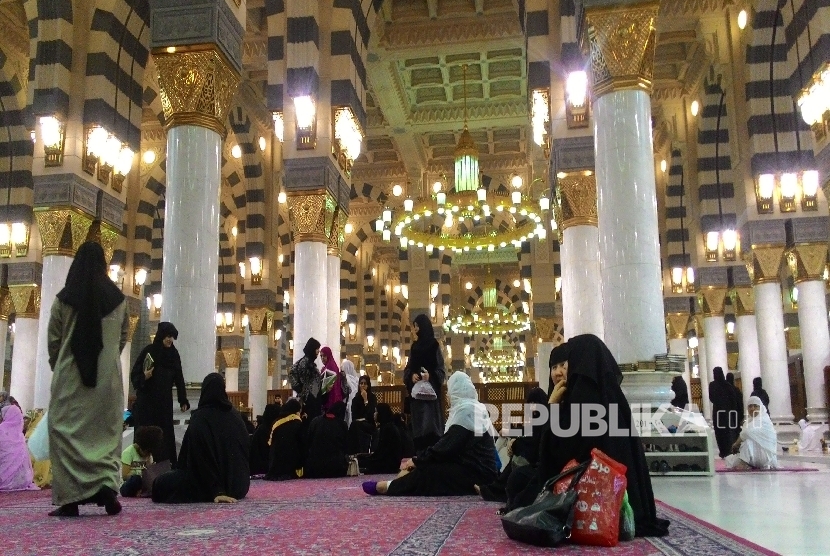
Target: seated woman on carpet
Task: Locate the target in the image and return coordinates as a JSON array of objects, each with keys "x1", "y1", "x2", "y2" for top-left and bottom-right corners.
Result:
[
  {"x1": 511, "y1": 334, "x2": 669, "y2": 537},
  {"x1": 726, "y1": 396, "x2": 779, "y2": 470},
  {"x1": 347, "y1": 376, "x2": 377, "y2": 455},
  {"x1": 362, "y1": 371, "x2": 498, "y2": 496},
  {"x1": 358, "y1": 403, "x2": 403, "y2": 474},
  {"x1": 305, "y1": 401, "x2": 349, "y2": 478},
  {"x1": 152, "y1": 373, "x2": 250, "y2": 504},
  {"x1": 0, "y1": 402, "x2": 39, "y2": 492},
  {"x1": 249, "y1": 402, "x2": 282, "y2": 475},
  {"x1": 265, "y1": 398, "x2": 306, "y2": 481}
]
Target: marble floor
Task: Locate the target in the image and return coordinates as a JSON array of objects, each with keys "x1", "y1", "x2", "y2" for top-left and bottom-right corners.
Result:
[{"x1": 651, "y1": 455, "x2": 830, "y2": 556}]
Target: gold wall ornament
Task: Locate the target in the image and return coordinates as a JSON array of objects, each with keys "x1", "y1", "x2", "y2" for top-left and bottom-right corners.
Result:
[
  {"x1": 731, "y1": 287, "x2": 755, "y2": 316},
  {"x1": 327, "y1": 209, "x2": 347, "y2": 257},
  {"x1": 666, "y1": 312, "x2": 691, "y2": 339},
  {"x1": 697, "y1": 287, "x2": 728, "y2": 317},
  {"x1": 0, "y1": 287, "x2": 11, "y2": 320},
  {"x1": 126, "y1": 315, "x2": 140, "y2": 344},
  {"x1": 247, "y1": 307, "x2": 273, "y2": 335},
  {"x1": 34, "y1": 209, "x2": 94, "y2": 257},
  {"x1": 84, "y1": 220, "x2": 120, "y2": 263},
  {"x1": 556, "y1": 172, "x2": 598, "y2": 229},
  {"x1": 222, "y1": 348, "x2": 242, "y2": 368},
  {"x1": 787, "y1": 243, "x2": 828, "y2": 283},
  {"x1": 287, "y1": 191, "x2": 328, "y2": 243},
  {"x1": 584, "y1": 1, "x2": 660, "y2": 98},
  {"x1": 747, "y1": 245, "x2": 785, "y2": 284},
  {"x1": 693, "y1": 314, "x2": 705, "y2": 337},
  {"x1": 152, "y1": 46, "x2": 240, "y2": 137},
  {"x1": 9, "y1": 285, "x2": 41, "y2": 318}
]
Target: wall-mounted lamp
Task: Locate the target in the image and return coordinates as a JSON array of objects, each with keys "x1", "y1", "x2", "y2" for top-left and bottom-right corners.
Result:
[
  {"x1": 215, "y1": 310, "x2": 235, "y2": 333},
  {"x1": 134, "y1": 268, "x2": 148, "y2": 294},
  {"x1": 146, "y1": 293, "x2": 162, "y2": 318},
  {"x1": 272, "y1": 112, "x2": 284, "y2": 142},
  {"x1": 0, "y1": 222, "x2": 30, "y2": 258},
  {"x1": 670, "y1": 266, "x2": 696, "y2": 294},
  {"x1": 737, "y1": 9, "x2": 748, "y2": 30},
  {"x1": 565, "y1": 72, "x2": 589, "y2": 129},
  {"x1": 531, "y1": 88, "x2": 552, "y2": 155},
  {"x1": 108, "y1": 264, "x2": 124, "y2": 288},
  {"x1": 381, "y1": 344, "x2": 389, "y2": 359},
  {"x1": 704, "y1": 230, "x2": 738, "y2": 261},
  {"x1": 347, "y1": 322, "x2": 357, "y2": 341},
  {"x1": 39, "y1": 116, "x2": 65, "y2": 167},
  {"x1": 755, "y1": 170, "x2": 819, "y2": 214},
  {"x1": 726, "y1": 320, "x2": 736, "y2": 340},
  {"x1": 690, "y1": 100, "x2": 700, "y2": 117},
  {"x1": 332, "y1": 106, "x2": 363, "y2": 174},
  {"x1": 293, "y1": 96, "x2": 316, "y2": 150},
  {"x1": 554, "y1": 276, "x2": 562, "y2": 300},
  {"x1": 249, "y1": 257, "x2": 262, "y2": 285},
  {"x1": 366, "y1": 334, "x2": 375, "y2": 352}
]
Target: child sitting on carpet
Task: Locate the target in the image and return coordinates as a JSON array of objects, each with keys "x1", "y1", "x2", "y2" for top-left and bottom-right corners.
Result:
[{"x1": 121, "y1": 426, "x2": 163, "y2": 497}]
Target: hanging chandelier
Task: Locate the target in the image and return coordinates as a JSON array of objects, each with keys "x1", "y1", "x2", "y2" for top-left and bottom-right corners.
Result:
[
  {"x1": 444, "y1": 269, "x2": 530, "y2": 335},
  {"x1": 471, "y1": 337, "x2": 524, "y2": 369},
  {"x1": 376, "y1": 65, "x2": 551, "y2": 252}
]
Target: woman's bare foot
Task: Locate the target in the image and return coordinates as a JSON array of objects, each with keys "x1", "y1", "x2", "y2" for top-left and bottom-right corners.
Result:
[
  {"x1": 474, "y1": 484, "x2": 481, "y2": 495},
  {"x1": 377, "y1": 481, "x2": 389, "y2": 494}
]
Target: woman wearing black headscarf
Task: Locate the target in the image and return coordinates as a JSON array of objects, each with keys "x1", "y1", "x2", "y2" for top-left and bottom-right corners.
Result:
[
  {"x1": 152, "y1": 373, "x2": 250, "y2": 504},
  {"x1": 404, "y1": 314, "x2": 446, "y2": 450},
  {"x1": 305, "y1": 401, "x2": 349, "y2": 478},
  {"x1": 47, "y1": 241, "x2": 128, "y2": 517},
  {"x1": 288, "y1": 337, "x2": 322, "y2": 419},
  {"x1": 131, "y1": 322, "x2": 190, "y2": 467},
  {"x1": 358, "y1": 403, "x2": 403, "y2": 474},
  {"x1": 265, "y1": 398, "x2": 305, "y2": 481},
  {"x1": 670, "y1": 375, "x2": 690, "y2": 409},
  {"x1": 249, "y1": 403, "x2": 282, "y2": 475},
  {"x1": 517, "y1": 334, "x2": 669, "y2": 537},
  {"x1": 709, "y1": 367, "x2": 739, "y2": 458}
]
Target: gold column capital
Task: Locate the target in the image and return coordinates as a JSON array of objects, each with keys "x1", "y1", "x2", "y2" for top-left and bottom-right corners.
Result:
[
  {"x1": 584, "y1": 1, "x2": 659, "y2": 98},
  {"x1": 222, "y1": 347, "x2": 243, "y2": 368},
  {"x1": 556, "y1": 172, "x2": 598, "y2": 230},
  {"x1": 666, "y1": 312, "x2": 691, "y2": 340},
  {"x1": 9, "y1": 285, "x2": 41, "y2": 318},
  {"x1": 287, "y1": 191, "x2": 328, "y2": 243},
  {"x1": 0, "y1": 288, "x2": 11, "y2": 320},
  {"x1": 152, "y1": 46, "x2": 240, "y2": 137},
  {"x1": 126, "y1": 315, "x2": 140, "y2": 344},
  {"x1": 697, "y1": 286, "x2": 729, "y2": 317},
  {"x1": 745, "y1": 244, "x2": 785, "y2": 284},
  {"x1": 34, "y1": 208, "x2": 94, "y2": 257},
  {"x1": 246, "y1": 306, "x2": 273, "y2": 335},
  {"x1": 787, "y1": 243, "x2": 828, "y2": 283},
  {"x1": 327, "y1": 209, "x2": 347, "y2": 256},
  {"x1": 85, "y1": 220, "x2": 121, "y2": 264},
  {"x1": 730, "y1": 286, "x2": 755, "y2": 316}
]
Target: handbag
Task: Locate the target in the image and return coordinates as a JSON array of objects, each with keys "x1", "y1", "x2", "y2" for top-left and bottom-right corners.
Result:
[
  {"x1": 411, "y1": 380, "x2": 437, "y2": 401},
  {"x1": 141, "y1": 460, "x2": 172, "y2": 495},
  {"x1": 500, "y1": 460, "x2": 589, "y2": 547},
  {"x1": 346, "y1": 456, "x2": 360, "y2": 476}
]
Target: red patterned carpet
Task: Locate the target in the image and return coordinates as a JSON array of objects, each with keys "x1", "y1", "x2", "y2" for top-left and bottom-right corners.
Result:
[{"x1": 0, "y1": 477, "x2": 779, "y2": 556}]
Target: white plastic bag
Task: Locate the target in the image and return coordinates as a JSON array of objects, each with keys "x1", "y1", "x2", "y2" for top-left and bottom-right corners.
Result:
[{"x1": 27, "y1": 410, "x2": 49, "y2": 461}]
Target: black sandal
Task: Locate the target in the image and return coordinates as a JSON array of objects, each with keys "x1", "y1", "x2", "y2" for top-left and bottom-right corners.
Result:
[{"x1": 48, "y1": 504, "x2": 79, "y2": 517}]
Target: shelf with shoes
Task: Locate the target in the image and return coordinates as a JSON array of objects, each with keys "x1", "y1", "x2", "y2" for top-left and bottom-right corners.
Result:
[{"x1": 642, "y1": 431, "x2": 715, "y2": 477}]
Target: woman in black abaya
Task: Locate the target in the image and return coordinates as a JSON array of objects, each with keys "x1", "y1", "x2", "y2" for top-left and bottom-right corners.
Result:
[
  {"x1": 152, "y1": 373, "x2": 250, "y2": 503},
  {"x1": 709, "y1": 367, "x2": 739, "y2": 458},
  {"x1": 403, "y1": 314, "x2": 446, "y2": 450},
  {"x1": 517, "y1": 334, "x2": 669, "y2": 537},
  {"x1": 131, "y1": 322, "x2": 190, "y2": 467}
]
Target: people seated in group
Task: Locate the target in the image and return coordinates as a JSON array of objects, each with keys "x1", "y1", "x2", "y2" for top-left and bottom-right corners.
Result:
[
  {"x1": 478, "y1": 386, "x2": 547, "y2": 503},
  {"x1": 358, "y1": 404, "x2": 403, "y2": 474},
  {"x1": 265, "y1": 399, "x2": 306, "y2": 481},
  {"x1": 798, "y1": 418, "x2": 825, "y2": 453},
  {"x1": 511, "y1": 334, "x2": 670, "y2": 537},
  {"x1": 152, "y1": 373, "x2": 250, "y2": 504},
  {"x1": 362, "y1": 371, "x2": 498, "y2": 496},
  {"x1": 120, "y1": 425, "x2": 163, "y2": 497},
  {"x1": 249, "y1": 403, "x2": 282, "y2": 475},
  {"x1": 305, "y1": 401, "x2": 349, "y2": 478},
  {"x1": 726, "y1": 396, "x2": 779, "y2": 470},
  {"x1": 348, "y1": 375, "x2": 377, "y2": 455},
  {"x1": 0, "y1": 401, "x2": 39, "y2": 492}
]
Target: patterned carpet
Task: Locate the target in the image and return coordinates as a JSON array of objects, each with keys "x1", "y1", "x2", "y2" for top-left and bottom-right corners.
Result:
[{"x1": 0, "y1": 477, "x2": 779, "y2": 556}]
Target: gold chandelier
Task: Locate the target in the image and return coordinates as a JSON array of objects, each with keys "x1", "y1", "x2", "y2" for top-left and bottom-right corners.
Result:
[{"x1": 444, "y1": 269, "x2": 530, "y2": 335}]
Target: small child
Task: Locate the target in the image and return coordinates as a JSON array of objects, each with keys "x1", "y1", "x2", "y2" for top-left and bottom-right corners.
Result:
[{"x1": 120, "y1": 426, "x2": 163, "y2": 497}]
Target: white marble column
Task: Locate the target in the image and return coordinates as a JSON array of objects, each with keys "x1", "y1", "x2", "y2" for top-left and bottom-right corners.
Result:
[
  {"x1": 736, "y1": 314, "x2": 761, "y2": 409},
  {"x1": 796, "y1": 279, "x2": 830, "y2": 421},
  {"x1": 327, "y1": 251, "x2": 340, "y2": 361},
  {"x1": 161, "y1": 125, "x2": 221, "y2": 384},
  {"x1": 33, "y1": 255, "x2": 73, "y2": 408},
  {"x1": 703, "y1": 316, "x2": 728, "y2": 375},
  {"x1": 9, "y1": 318, "x2": 39, "y2": 410},
  {"x1": 561, "y1": 225, "x2": 603, "y2": 339},
  {"x1": 755, "y1": 281, "x2": 793, "y2": 422},
  {"x1": 225, "y1": 366, "x2": 239, "y2": 392},
  {"x1": 293, "y1": 241, "x2": 328, "y2": 362},
  {"x1": 536, "y1": 341, "x2": 554, "y2": 394},
  {"x1": 248, "y1": 334, "x2": 268, "y2": 417},
  {"x1": 120, "y1": 341, "x2": 132, "y2": 407},
  {"x1": 594, "y1": 90, "x2": 665, "y2": 363}
]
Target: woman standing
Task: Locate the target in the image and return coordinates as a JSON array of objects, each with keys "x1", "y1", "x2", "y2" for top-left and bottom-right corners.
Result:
[
  {"x1": 289, "y1": 338, "x2": 322, "y2": 419},
  {"x1": 320, "y1": 346, "x2": 350, "y2": 414},
  {"x1": 341, "y1": 357, "x2": 360, "y2": 425},
  {"x1": 709, "y1": 367, "x2": 739, "y2": 458},
  {"x1": 403, "y1": 314, "x2": 446, "y2": 450},
  {"x1": 131, "y1": 322, "x2": 190, "y2": 467},
  {"x1": 47, "y1": 241, "x2": 129, "y2": 516}
]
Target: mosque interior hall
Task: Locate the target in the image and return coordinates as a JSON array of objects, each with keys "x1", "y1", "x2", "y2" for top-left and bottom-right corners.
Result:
[{"x1": 1, "y1": 0, "x2": 830, "y2": 554}]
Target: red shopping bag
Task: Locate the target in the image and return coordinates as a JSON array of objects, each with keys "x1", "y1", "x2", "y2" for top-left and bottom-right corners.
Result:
[{"x1": 553, "y1": 448, "x2": 628, "y2": 547}]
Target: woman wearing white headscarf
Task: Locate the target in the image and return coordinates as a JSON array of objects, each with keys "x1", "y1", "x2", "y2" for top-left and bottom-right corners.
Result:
[
  {"x1": 797, "y1": 419, "x2": 825, "y2": 453},
  {"x1": 341, "y1": 358, "x2": 360, "y2": 426},
  {"x1": 361, "y1": 371, "x2": 498, "y2": 496},
  {"x1": 726, "y1": 396, "x2": 779, "y2": 469}
]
